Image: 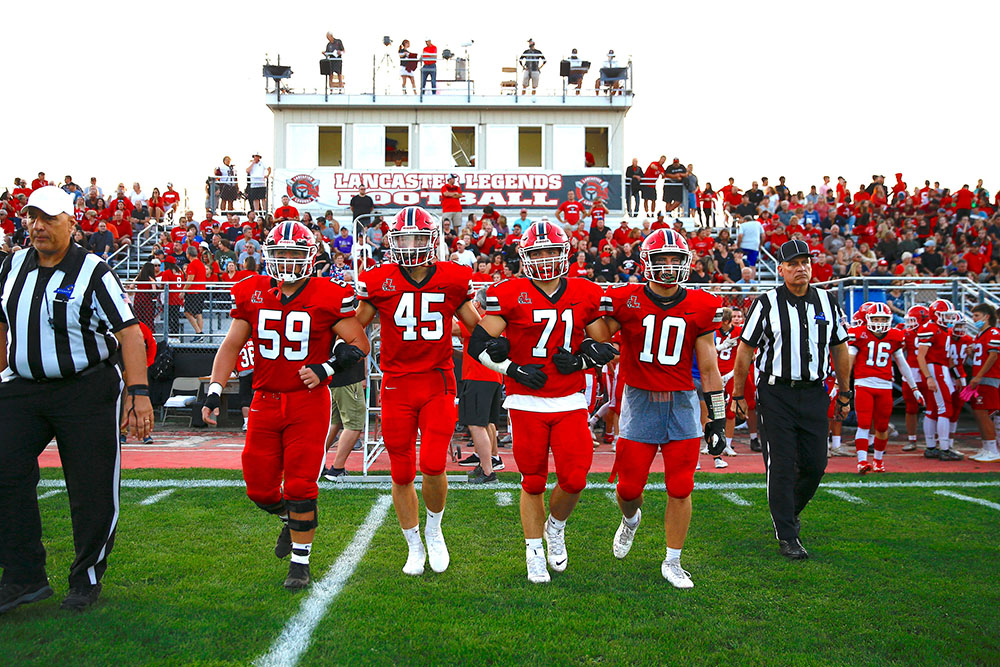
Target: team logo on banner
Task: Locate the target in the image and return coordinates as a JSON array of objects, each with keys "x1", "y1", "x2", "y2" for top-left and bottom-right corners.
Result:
[
  {"x1": 286, "y1": 174, "x2": 320, "y2": 204},
  {"x1": 574, "y1": 176, "x2": 610, "y2": 205}
]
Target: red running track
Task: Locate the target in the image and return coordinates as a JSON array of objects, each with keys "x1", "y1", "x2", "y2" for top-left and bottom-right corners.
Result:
[{"x1": 38, "y1": 429, "x2": 1000, "y2": 475}]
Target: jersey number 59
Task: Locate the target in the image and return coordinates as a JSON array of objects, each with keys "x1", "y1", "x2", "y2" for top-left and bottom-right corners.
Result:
[{"x1": 257, "y1": 310, "x2": 311, "y2": 361}]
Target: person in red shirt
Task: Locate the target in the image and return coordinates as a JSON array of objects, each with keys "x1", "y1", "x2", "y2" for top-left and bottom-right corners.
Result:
[
  {"x1": 12, "y1": 178, "x2": 32, "y2": 199},
  {"x1": 440, "y1": 174, "x2": 463, "y2": 229},
  {"x1": 641, "y1": 156, "x2": 666, "y2": 215},
  {"x1": 170, "y1": 223, "x2": 189, "y2": 244},
  {"x1": 767, "y1": 224, "x2": 789, "y2": 251},
  {"x1": 612, "y1": 220, "x2": 632, "y2": 246},
  {"x1": 471, "y1": 258, "x2": 493, "y2": 283},
  {"x1": 488, "y1": 252, "x2": 506, "y2": 279},
  {"x1": 569, "y1": 221, "x2": 588, "y2": 246},
  {"x1": 274, "y1": 195, "x2": 300, "y2": 222},
  {"x1": 806, "y1": 237, "x2": 825, "y2": 258},
  {"x1": 811, "y1": 254, "x2": 833, "y2": 282},
  {"x1": 784, "y1": 219, "x2": 803, "y2": 238},
  {"x1": 555, "y1": 192, "x2": 585, "y2": 226},
  {"x1": 476, "y1": 220, "x2": 500, "y2": 255},
  {"x1": 162, "y1": 183, "x2": 180, "y2": 216},
  {"x1": 964, "y1": 245, "x2": 988, "y2": 275},
  {"x1": 589, "y1": 198, "x2": 608, "y2": 229},
  {"x1": 158, "y1": 257, "x2": 185, "y2": 334},
  {"x1": 183, "y1": 246, "x2": 207, "y2": 335},
  {"x1": 650, "y1": 213, "x2": 668, "y2": 231},
  {"x1": 954, "y1": 184, "x2": 975, "y2": 219},
  {"x1": 199, "y1": 210, "x2": 219, "y2": 235},
  {"x1": 475, "y1": 206, "x2": 500, "y2": 234},
  {"x1": 110, "y1": 211, "x2": 133, "y2": 247},
  {"x1": 968, "y1": 304, "x2": 1000, "y2": 461},
  {"x1": 31, "y1": 172, "x2": 49, "y2": 191},
  {"x1": 568, "y1": 251, "x2": 590, "y2": 278},
  {"x1": 689, "y1": 227, "x2": 715, "y2": 257}
]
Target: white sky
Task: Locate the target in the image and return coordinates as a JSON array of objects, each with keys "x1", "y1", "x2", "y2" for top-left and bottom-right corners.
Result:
[{"x1": 3, "y1": 0, "x2": 998, "y2": 208}]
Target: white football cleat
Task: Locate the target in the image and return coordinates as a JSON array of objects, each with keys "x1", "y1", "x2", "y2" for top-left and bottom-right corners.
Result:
[
  {"x1": 714, "y1": 457, "x2": 729, "y2": 469},
  {"x1": 526, "y1": 549, "x2": 550, "y2": 583},
  {"x1": 700, "y1": 444, "x2": 709, "y2": 454},
  {"x1": 425, "y1": 527, "x2": 450, "y2": 573},
  {"x1": 971, "y1": 450, "x2": 1000, "y2": 462},
  {"x1": 544, "y1": 520, "x2": 568, "y2": 572},
  {"x1": 403, "y1": 542, "x2": 426, "y2": 576},
  {"x1": 661, "y1": 558, "x2": 694, "y2": 589},
  {"x1": 613, "y1": 509, "x2": 641, "y2": 559},
  {"x1": 723, "y1": 445, "x2": 737, "y2": 456}
]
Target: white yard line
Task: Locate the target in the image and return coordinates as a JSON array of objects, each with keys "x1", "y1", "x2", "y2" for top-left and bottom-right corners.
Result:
[
  {"x1": 720, "y1": 492, "x2": 752, "y2": 506},
  {"x1": 37, "y1": 489, "x2": 64, "y2": 500},
  {"x1": 495, "y1": 491, "x2": 513, "y2": 507},
  {"x1": 33, "y1": 478, "x2": 1000, "y2": 492},
  {"x1": 255, "y1": 495, "x2": 393, "y2": 667},
  {"x1": 605, "y1": 490, "x2": 617, "y2": 504},
  {"x1": 825, "y1": 489, "x2": 867, "y2": 504},
  {"x1": 138, "y1": 489, "x2": 176, "y2": 506},
  {"x1": 934, "y1": 490, "x2": 1000, "y2": 511}
]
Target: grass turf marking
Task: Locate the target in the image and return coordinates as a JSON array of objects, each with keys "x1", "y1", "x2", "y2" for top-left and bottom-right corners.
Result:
[
  {"x1": 37, "y1": 489, "x2": 64, "y2": 499},
  {"x1": 605, "y1": 490, "x2": 617, "y2": 504},
  {"x1": 36, "y1": 478, "x2": 1000, "y2": 492},
  {"x1": 138, "y1": 489, "x2": 176, "y2": 506},
  {"x1": 254, "y1": 495, "x2": 393, "y2": 667},
  {"x1": 495, "y1": 491, "x2": 513, "y2": 507},
  {"x1": 720, "y1": 492, "x2": 752, "y2": 506},
  {"x1": 825, "y1": 489, "x2": 867, "y2": 504},
  {"x1": 933, "y1": 490, "x2": 1000, "y2": 511}
]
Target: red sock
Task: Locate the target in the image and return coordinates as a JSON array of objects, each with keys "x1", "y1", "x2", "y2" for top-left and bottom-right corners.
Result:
[
  {"x1": 874, "y1": 437, "x2": 888, "y2": 460},
  {"x1": 855, "y1": 438, "x2": 869, "y2": 453}
]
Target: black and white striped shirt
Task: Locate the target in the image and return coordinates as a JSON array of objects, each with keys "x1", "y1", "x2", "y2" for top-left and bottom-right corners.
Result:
[
  {"x1": 740, "y1": 284, "x2": 847, "y2": 382},
  {"x1": 0, "y1": 243, "x2": 137, "y2": 381}
]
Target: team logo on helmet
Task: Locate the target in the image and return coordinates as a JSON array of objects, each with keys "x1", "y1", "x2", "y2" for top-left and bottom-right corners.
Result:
[
  {"x1": 286, "y1": 174, "x2": 320, "y2": 204},
  {"x1": 574, "y1": 176, "x2": 610, "y2": 205}
]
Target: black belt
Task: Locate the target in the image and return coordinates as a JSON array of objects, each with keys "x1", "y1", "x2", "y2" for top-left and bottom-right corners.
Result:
[{"x1": 766, "y1": 375, "x2": 824, "y2": 389}]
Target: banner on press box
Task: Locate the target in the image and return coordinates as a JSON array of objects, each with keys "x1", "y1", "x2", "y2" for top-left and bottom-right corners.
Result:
[{"x1": 277, "y1": 170, "x2": 623, "y2": 211}]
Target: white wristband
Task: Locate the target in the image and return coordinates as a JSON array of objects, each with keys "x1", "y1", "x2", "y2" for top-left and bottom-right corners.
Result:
[
  {"x1": 208, "y1": 382, "x2": 224, "y2": 396},
  {"x1": 477, "y1": 349, "x2": 512, "y2": 375}
]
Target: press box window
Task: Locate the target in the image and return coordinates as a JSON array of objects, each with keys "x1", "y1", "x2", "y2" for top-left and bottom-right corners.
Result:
[
  {"x1": 518, "y1": 127, "x2": 542, "y2": 168},
  {"x1": 585, "y1": 127, "x2": 609, "y2": 168},
  {"x1": 318, "y1": 126, "x2": 343, "y2": 167},
  {"x1": 386, "y1": 126, "x2": 409, "y2": 167},
  {"x1": 452, "y1": 127, "x2": 475, "y2": 167}
]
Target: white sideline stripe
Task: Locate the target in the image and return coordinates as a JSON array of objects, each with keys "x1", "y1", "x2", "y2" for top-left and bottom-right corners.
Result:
[
  {"x1": 934, "y1": 490, "x2": 1000, "y2": 511},
  {"x1": 139, "y1": 489, "x2": 176, "y2": 505},
  {"x1": 495, "y1": 491, "x2": 513, "y2": 507},
  {"x1": 255, "y1": 495, "x2": 392, "y2": 667},
  {"x1": 720, "y1": 492, "x2": 752, "y2": 506},
  {"x1": 33, "y1": 478, "x2": 1000, "y2": 492},
  {"x1": 37, "y1": 489, "x2": 64, "y2": 500},
  {"x1": 605, "y1": 490, "x2": 617, "y2": 504},
  {"x1": 825, "y1": 489, "x2": 867, "y2": 504}
]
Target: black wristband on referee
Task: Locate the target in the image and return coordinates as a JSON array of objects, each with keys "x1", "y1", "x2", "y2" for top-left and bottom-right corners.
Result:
[{"x1": 127, "y1": 384, "x2": 150, "y2": 396}]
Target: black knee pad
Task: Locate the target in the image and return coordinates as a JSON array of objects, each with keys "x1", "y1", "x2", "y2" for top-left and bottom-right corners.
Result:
[
  {"x1": 285, "y1": 498, "x2": 318, "y2": 532},
  {"x1": 255, "y1": 500, "x2": 287, "y2": 516}
]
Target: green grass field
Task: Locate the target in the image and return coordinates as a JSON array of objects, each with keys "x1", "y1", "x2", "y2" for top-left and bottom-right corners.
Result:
[{"x1": 3, "y1": 469, "x2": 999, "y2": 666}]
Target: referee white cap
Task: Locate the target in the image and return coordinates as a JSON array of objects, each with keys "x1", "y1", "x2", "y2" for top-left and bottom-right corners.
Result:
[{"x1": 24, "y1": 185, "x2": 74, "y2": 217}]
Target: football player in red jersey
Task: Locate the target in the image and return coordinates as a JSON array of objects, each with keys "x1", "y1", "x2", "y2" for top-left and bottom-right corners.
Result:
[
  {"x1": 468, "y1": 219, "x2": 616, "y2": 583},
  {"x1": 848, "y1": 303, "x2": 922, "y2": 473},
  {"x1": 355, "y1": 207, "x2": 481, "y2": 576},
  {"x1": 202, "y1": 221, "x2": 369, "y2": 590},
  {"x1": 717, "y1": 307, "x2": 758, "y2": 457},
  {"x1": 600, "y1": 229, "x2": 725, "y2": 589},
  {"x1": 967, "y1": 303, "x2": 1000, "y2": 461},
  {"x1": 900, "y1": 306, "x2": 930, "y2": 451},
  {"x1": 917, "y1": 299, "x2": 964, "y2": 460},
  {"x1": 947, "y1": 319, "x2": 975, "y2": 437}
]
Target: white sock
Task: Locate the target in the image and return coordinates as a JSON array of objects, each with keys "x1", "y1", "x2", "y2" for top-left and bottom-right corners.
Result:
[
  {"x1": 937, "y1": 417, "x2": 951, "y2": 451},
  {"x1": 832, "y1": 435, "x2": 841, "y2": 449},
  {"x1": 525, "y1": 537, "x2": 543, "y2": 553},
  {"x1": 726, "y1": 437, "x2": 733, "y2": 448},
  {"x1": 908, "y1": 435, "x2": 918, "y2": 443},
  {"x1": 873, "y1": 449, "x2": 884, "y2": 461},
  {"x1": 243, "y1": 417, "x2": 249, "y2": 427},
  {"x1": 986, "y1": 440, "x2": 999, "y2": 454},
  {"x1": 402, "y1": 525, "x2": 422, "y2": 549},
  {"x1": 857, "y1": 450, "x2": 868, "y2": 462},
  {"x1": 426, "y1": 508, "x2": 443, "y2": 533},
  {"x1": 924, "y1": 416, "x2": 938, "y2": 448},
  {"x1": 623, "y1": 511, "x2": 639, "y2": 527},
  {"x1": 547, "y1": 515, "x2": 566, "y2": 531},
  {"x1": 290, "y1": 541, "x2": 312, "y2": 565},
  {"x1": 749, "y1": 432, "x2": 758, "y2": 440},
  {"x1": 666, "y1": 547, "x2": 682, "y2": 562},
  {"x1": 950, "y1": 420, "x2": 958, "y2": 434}
]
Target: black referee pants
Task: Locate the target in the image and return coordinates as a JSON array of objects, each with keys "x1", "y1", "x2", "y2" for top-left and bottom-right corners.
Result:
[
  {"x1": 0, "y1": 364, "x2": 123, "y2": 588},
  {"x1": 756, "y1": 382, "x2": 829, "y2": 542}
]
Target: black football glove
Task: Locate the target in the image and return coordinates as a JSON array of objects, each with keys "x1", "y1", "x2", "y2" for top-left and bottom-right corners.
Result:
[
  {"x1": 202, "y1": 391, "x2": 221, "y2": 413},
  {"x1": 331, "y1": 343, "x2": 365, "y2": 373},
  {"x1": 552, "y1": 348, "x2": 584, "y2": 374},
  {"x1": 703, "y1": 390, "x2": 727, "y2": 456},
  {"x1": 484, "y1": 337, "x2": 511, "y2": 363},
  {"x1": 508, "y1": 362, "x2": 547, "y2": 389},
  {"x1": 579, "y1": 338, "x2": 618, "y2": 366}
]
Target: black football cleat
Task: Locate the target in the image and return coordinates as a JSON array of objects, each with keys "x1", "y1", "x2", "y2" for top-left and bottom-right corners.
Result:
[
  {"x1": 284, "y1": 562, "x2": 311, "y2": 590},
  {"x1": 275, "y1": 523, "x2": 292, "y2": 559},
  {"x1": 778, "y1": 538, "x2": 809, "y2": 560},
  {"x1": 59, "y1": 583, "x2": 102, "y2": 612},
  {"x1": 750, "y1": 438, "x2": 763, "y2": 452},
  {"x1": 0, "y1": 580, "x2": 53, "y2": 614}
]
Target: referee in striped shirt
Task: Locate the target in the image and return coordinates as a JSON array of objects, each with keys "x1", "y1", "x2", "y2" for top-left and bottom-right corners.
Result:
[
  {"x1": 730, "y1": 239, "x2": 851, "y2": 560},
  {"x1": 0, "y1": 186, "x2": 153, "y2": 614}
]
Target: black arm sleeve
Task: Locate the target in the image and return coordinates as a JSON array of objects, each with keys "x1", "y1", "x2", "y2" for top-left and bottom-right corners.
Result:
[{"x1": 468, "y1": 324, "x2": 498, "y2": 360}]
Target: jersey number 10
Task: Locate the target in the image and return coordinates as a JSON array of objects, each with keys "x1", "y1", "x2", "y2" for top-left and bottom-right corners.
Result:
[{"x1": 639, "y1": 314, "x2": 687, "y2": 365}]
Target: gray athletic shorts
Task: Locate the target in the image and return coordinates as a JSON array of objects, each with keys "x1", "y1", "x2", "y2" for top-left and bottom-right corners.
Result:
[{"x1": 619, "y1": 385, "x2": 700, "y2": 445}]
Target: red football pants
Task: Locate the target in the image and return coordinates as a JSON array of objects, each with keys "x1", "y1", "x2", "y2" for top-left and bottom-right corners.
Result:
[
  {"x1": 613, "y1": 437, "x2": 700, "y2": 501},
  {"x1": 243, "y1": 388, "x2": 331, "y2": 505},
  {"x1": 381, "y1": 370, "x2": 457, "y2": 485},
  {"x1": 924, "y1": 364, "x2": 956, "y2": 420},
  {"x1": 855, "y1": 385, "x2": 893, "y2": 433},
  {"x1": 509, "y1": 408, "x2": 593, "y2": 495}
]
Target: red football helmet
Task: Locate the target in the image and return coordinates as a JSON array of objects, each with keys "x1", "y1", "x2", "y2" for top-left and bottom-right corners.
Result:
[
  {"x1": 905, "y1": 305, "x2": 930, "y2": 330},
  {"x1": 852, "y1": 302, "x2": 872, "y2": 328},
  {"x1": 640, "y1": 229, "x2": 691, "y2": 285},
  {"x1": 518, "y1": 219, "x2": 570, "y2": 281},
  {"x1": 865, "y1": 302, "x2": 892, "y2": 334},
  {"x1": 928, "y1": 298, "x2": 961, "y2": 327},
  {"x1": 263, "y1": 221, "x2": 318, "y2": 281},
  {"x1": 387, "y1": 206, "x2": 439, "y2": 267}
]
